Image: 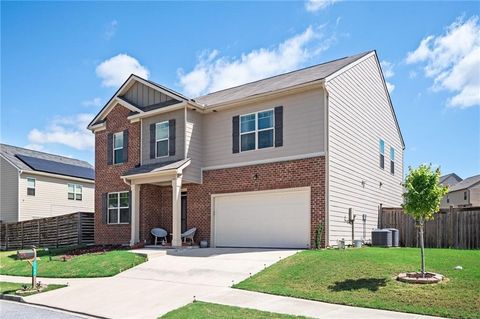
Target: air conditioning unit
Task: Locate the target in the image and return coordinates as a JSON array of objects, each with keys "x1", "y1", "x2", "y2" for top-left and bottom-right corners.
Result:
[
  {"x1": 371, "y1": 229, "x2": 392, "y2": 247},
  {"x1": 385, "y1": 228, "x2": 399, "y2": 247}
]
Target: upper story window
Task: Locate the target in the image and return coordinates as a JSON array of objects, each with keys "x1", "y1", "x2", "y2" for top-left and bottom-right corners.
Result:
[
  {"x1": 113, "y1": 132, "x2": 124, "y2": 164},
  {"x1": 155, "y1": 121, "x2": 169, "y2": 158},
  {"x1": 464, "y1": 191, "x2": 467, "y2": 201},
  {"x1": 108, "y1": 192, "x2": 130, "y2": 224},
  {"x1": 240, "y1": 109, "x2": 274, "y2": 152},
  {"x1": 27, "y1": 178, "x2": 35, "y2": 196},
  {"x1": 379, "y1": 139, "x2": 385, "y2": 169},
  {"x1": 68, "y1": 184, "x2": 82, "y2": 201},
  {"x1": 390, "y1": 147, "x2": 395, "y2": 175}
]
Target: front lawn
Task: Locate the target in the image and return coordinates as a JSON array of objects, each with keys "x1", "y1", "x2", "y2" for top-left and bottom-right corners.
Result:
[
  {"x1": 0, "y1": 281, "x2": 66, "y2": 297},
  {"x1": 160, "y1": 301, "x2": 310, "y2": 319},
  {"x1": 0, "y1": 247, "x2": 147, "y2": 278},
  {"x1": 235, "y1": 247, "x2": 480, "y2": 319}
]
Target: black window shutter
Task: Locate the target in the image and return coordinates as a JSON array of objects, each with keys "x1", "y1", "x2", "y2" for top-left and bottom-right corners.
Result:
[
  {"x1": 123, "y1": 129, "x2": 129, "y2": 163},
  {"x1": 169, "y1": 119, "x2": 176, "y2": 156},
  {"x1": 107, "y1": 133, "x2": 113, "y2": 165},
  {"x1": 149, "y1": 123, "x2": 156, "y2": 159},
  {"x1": 127, "y1": 190, "x2": 132, "y2": 224},
  {"x1": 274, "y1": 106, "x2": 283, "y2": 147},
  {"x1": 232, "y1": 115, "x2": 240, "y2": 153},
  {"x1": 102, "y1": 193, "x2": 108, "y2": 224}
]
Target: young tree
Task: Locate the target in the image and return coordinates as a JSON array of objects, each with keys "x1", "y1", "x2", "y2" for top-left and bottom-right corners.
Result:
[{"x1": 402, "y1": 165, "x2": 448, "y2": 277}]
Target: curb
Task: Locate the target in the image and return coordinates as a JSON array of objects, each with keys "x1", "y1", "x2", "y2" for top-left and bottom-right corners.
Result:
[{"x1": 0, "y1": 293, "x2": 25, "y2": 302}]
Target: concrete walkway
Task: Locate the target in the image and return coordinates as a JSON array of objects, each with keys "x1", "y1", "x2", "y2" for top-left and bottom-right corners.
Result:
[
  {"x1": 1, "y1": 248, "x2": 442, "y2": 319},
  {"x1": 200, "y1": 288, "x2": 441, "y2": 319}
]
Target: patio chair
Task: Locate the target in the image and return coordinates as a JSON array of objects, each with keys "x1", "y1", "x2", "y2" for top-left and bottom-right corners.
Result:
[
  {"x1": 151, "y1": 228, "x2": 168, "y2": 246},
  {"x1": 181, "y1": 228, "x2": 197, "y2": 244}
]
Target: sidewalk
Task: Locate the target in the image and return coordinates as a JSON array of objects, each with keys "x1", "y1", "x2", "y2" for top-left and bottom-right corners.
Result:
[{"x1": 199, "y1": 289, "x2": 442, "y2": 319}]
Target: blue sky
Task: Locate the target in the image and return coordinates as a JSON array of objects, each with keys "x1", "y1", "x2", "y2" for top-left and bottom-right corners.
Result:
[{"x1": 1, "y1": 1, "x2": 479, "y2": 178}]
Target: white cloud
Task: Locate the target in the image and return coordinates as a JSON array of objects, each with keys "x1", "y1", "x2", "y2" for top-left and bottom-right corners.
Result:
[
  {"x1": 27, "y1": 114, "x2": 95, "y2": 151},
  {"x1": 305, "y1": 0, "x2": 339, "y2": 12},
  {"x1": 406, "y1": 15, "x2": 480, "y2": 108},
  {"x1": 104, "y1": 20, "x2": 118, "y2": 40},
  {"x1": 178, "y1": 26, "x2": 336, "y2": 96},
  {"x1": 380, "y1": 60, "x2": 395, "y2": 93},
  {"x1": 82, "y1": 97, "x2": 102, "y2": 107},
  {"x1": 96, "y1": 54, "x2": 149, "y2": 87}
]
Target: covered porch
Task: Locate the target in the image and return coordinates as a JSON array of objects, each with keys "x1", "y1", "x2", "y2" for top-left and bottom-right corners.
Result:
[{"x1": 121, "y1": 158, "x2": 191, "y2": 247}]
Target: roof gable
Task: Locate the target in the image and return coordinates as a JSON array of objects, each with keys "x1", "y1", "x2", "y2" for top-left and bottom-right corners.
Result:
[
  {"x1": 87, "y1": 74, "x2": 188, "y2": 129},
  {"x1": 449, "y1": 174, "x2": 480, "y2": 192}
]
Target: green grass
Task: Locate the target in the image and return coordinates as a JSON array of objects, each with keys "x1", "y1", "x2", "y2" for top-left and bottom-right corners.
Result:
[
  {"x1": 160, "y1": 301, "x2": 311, "y2": 319},
  {"x1": 0, "y1": 281, "x2": 66, "y2": 297},
  {"x1": 0, "y1": 247, "x2": 147, "y2": 278},
  {"x1": 235, "y1": 247, "x2": 480, "y2": 319}
]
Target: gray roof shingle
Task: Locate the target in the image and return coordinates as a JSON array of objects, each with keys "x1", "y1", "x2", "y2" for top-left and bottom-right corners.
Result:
[
  {"x1": 448, "y1": 174, "x2": 480, "y2": 192},
  {"x1": 194, "y1": 51, "x2": 372, "y2": 106},
  {"x1": 0, "y1": 144, "x2": 94, "y2": 180},
  {"x1": 124, "y1": 158, "x2": 190, "y2": 176}
]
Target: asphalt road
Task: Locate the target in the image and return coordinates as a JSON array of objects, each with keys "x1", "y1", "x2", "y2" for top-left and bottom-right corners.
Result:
[{"x1": 0, "y1": 300, "x2": 89, "y2": 319}]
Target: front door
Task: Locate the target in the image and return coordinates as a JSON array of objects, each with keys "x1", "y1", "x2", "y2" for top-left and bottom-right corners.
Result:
[{"x1": 181, "y1": 192, "x2": 187, "y2": 233}]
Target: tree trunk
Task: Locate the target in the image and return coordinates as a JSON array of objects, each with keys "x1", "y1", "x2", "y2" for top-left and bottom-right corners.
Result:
[{"x1": 419, "y1": 218, "x2": 426, "y2": 277}]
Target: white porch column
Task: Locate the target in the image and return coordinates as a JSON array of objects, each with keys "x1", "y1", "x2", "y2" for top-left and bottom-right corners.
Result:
[
  {"x1": 171, "y1": 174, "x2": 183, "y2": 247},
  {"x1": 130, "y1": 184, "x2": 140, "y2": 246}
]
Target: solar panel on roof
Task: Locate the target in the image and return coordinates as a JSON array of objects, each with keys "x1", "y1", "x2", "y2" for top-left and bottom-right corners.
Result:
[{"x1": 15, "y1": 154, "x2": 94, "y2": 180}]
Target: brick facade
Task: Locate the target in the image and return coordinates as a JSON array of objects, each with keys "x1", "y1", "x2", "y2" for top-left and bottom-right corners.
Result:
[
  {"x1": 94, "y1": 104, "x2": 140, "y2": 245},
  {"x1": 137, "y1": 156, "x2": 326, "y2": 247},
  {"x1": 94, "y1": 105, "x2": 326, "y2": 247}
]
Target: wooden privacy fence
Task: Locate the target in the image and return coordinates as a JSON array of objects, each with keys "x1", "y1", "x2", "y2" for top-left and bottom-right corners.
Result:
[
  {"x1": 0, "y1": 212, "x2": 94, "y2": 250},
  {"x1": 379, "y1": 207, "x2": 480, "y2": 249}
]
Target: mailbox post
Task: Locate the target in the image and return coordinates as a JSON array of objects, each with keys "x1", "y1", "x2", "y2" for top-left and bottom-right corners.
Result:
[{"x1": 31, "y1": 246, "x2": 37, "y2": 288}]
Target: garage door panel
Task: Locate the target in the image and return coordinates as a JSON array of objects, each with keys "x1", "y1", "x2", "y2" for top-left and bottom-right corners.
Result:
[{"x1": 214, "y1": 188, "x2": 310, "y2": 248}]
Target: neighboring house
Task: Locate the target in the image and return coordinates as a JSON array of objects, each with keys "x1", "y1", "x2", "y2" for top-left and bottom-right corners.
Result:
[
  {"x1": 441, "y1": 174, "x2": 480, "y2": 208},
  {"x1": 87, "y1": 50, "x2": 404, "y2": 248},
  {"x1": 0, "y1": 144, "x2": 95, "y2": 222},
  {"x1": 440, "y1": 173, "x2": 462, "y2": 187}
]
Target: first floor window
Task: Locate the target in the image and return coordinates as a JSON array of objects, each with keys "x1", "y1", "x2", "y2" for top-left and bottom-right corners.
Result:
[
  {"x1": 155, "y1": 121, "x2": 169, "y2": 157},
  {"x1": 108, "y1": 192, "x2": 130, "y2": 224},
  {"x1": 27, "y1": 178, "x2": 35, "y2": 196},
  {"x1": 240, "y1": 109, "x2": 274, "y2": 152},
  {"x1": 68, "y1": 184, "x2": 82, "y2": 201},
  {"x1": 379, "y1": 139, "x2": 385, "y2": 169},
  {"x1": 113, "y1": 132, "x2": 124, "y2": 164}
]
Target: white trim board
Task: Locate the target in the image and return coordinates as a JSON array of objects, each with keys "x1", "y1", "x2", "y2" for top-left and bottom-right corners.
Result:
[{"x1": 202, "y1": 152, "x2": 325, "y2": 172}]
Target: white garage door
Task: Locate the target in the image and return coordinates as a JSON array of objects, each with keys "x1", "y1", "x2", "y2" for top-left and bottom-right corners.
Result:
[{"x1": 213, "y1": 188, "x2": 310, "y2": 248}]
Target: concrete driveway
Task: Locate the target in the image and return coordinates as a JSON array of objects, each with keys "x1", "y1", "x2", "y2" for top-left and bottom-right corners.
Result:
[{"x1": 22, "y1": 248, "x2": 298, "y2": 319}]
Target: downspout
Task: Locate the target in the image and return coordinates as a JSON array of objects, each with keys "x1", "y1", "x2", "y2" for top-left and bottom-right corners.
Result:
[
  {"x1": 18, "y1": 169, "x2": 22, "y2": 221},
  {"x1": 323, "y1": 86, "x2": 330, "y2": 247}
]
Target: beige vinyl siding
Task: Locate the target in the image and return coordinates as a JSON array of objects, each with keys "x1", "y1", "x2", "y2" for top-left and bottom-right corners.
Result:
[
  {"x1": 202, "y1": 88, "x2": 325, "y2": 168},
  {"x1": 141, "y1": 109, "x2": 185, "y2": 166},
  {"x1": 183, "y1": 108, "x2": 203, "y2": 183},
  {"x1": 326, "y1": 54, "x2": 404, "y2": 246},
  {"x1": 469, "y1": 185, "x2": 480, "y2": 207},
  {"x1": 441, "y1": 189, "x2": 471, "y2": 208},
  {"x1": 122, "y1": 82, "x2": 175, "y2": 108},
  {"x1": 18, "y1": 173, "x2": 94, "y2": 221},
  {"x1": 0, "y1": 157, "x2": 19, "y2": 222}
]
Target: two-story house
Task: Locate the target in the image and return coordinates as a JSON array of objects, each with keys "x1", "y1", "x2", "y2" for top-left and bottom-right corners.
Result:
[
  {"x1": 87, "y1": 50, "x2": 404, "y2": 248},
  {"x1": 440, "y1": 174, "x2": 480, "y2": 208},
  {"x1": 0, "y1": 144, "x2": 95, "y2": 222}
]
